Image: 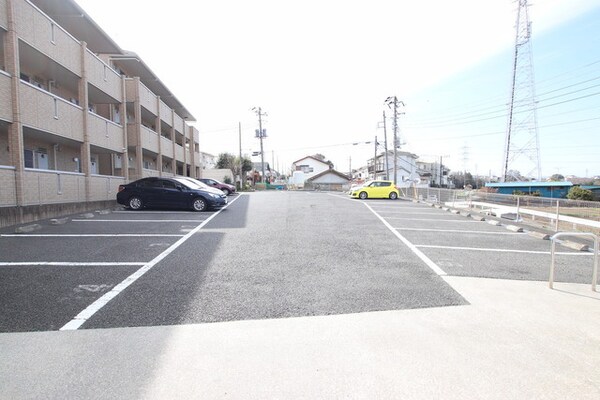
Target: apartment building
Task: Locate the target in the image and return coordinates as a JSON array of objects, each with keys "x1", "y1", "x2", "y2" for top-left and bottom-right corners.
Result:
[{"x1": 0, "y1": 0, "x2": 202, "y2": 227}]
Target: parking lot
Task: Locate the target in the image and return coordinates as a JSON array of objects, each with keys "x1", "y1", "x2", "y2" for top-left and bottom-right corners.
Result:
[{"x1": 1, "y1": 191, "x2": 599, "y2": 399}]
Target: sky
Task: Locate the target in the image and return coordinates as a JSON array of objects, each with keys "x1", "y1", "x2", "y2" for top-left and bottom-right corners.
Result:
[{"x1": 75, "y1": 0, "x2": 600, "y2": 179}]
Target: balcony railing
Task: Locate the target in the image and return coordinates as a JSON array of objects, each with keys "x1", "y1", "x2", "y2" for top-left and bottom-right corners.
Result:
[
  {"x1": 20, "y1": 82, "x2": 84, "y2": 142},
  {"x1": 88, "y1": 113, "x2": 125, "y2": 152}
]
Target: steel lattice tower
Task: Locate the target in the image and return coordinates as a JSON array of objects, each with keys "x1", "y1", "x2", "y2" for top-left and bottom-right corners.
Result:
[{"x1": 502, "y1": 0, "x2": 541, "y2": 181}]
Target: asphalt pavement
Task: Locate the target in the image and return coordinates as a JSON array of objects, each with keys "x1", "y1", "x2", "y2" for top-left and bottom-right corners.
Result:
[{"x1": 1, "y1": 191, "x2": 599, "y2": 399}]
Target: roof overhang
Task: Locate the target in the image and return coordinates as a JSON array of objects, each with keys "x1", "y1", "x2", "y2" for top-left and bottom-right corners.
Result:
[
  {"x1": 111, "y1": 53, "x2": 195, "y2": 121},
  {"x1": 31, "y1": 0, "x2": 196, "y2": 122}
]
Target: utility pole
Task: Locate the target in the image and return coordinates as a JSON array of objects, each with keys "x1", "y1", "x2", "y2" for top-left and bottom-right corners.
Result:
[
  {"x1": 385, "y1": 96, "x2": 404, "y2": 185},
  {"x1": 383, "y1": 111, "x2": 389, "y2": 180},
  {"x1": 373, "y1": 135, "x2": 378, "y2": 180},
  {"x1": 439, "y1": 156, "x2": 443, "y2": 187},
  {"x1": 238, "y1": 121, "x2": 242, "y2": 189},
  {"x1": 252, "y1": 107, "x2": 267, "y2": 183}
]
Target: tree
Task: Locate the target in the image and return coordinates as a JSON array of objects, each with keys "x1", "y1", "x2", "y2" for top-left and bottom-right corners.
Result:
[
  {"x1": 239, "y1": 156, "x2": 253, "y2": 174},
  {"x1": 312, "y1": 153, "x2": 334, "y2": 169},
  {"x1": 216, "y1": 153, "x2": 236, "y2": 170},
  {"x1": 216, "y1": 153, "x2": 253, "y2": 186},
  {"x1": 549, "y1": 174, "x2": 564, "y2": 182},
  {"x1": 567, "y1": 187, "x2": 594, "y2": 201},
  {"x1": 505, "y1": 170, "x2": 526, "y2": 182}
]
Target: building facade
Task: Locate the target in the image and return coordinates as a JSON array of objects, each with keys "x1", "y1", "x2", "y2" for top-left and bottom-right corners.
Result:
[
  {"x1": 369, "y1": 150, "x2": 420, "y2": 185},
  {"x1": 485, "y1": 181, "x2": 573, "y2": 198},
  {"x1": 290, "y1": 156, "x2": 332, "y2": 188},
  {"x1": 0, "y1": 0, "x2": 201, "y2": 226}
]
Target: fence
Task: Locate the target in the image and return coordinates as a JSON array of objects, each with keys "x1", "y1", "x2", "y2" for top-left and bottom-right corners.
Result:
[{"x1": 406, "y1": 186, "x2": 600, "y2": 235}]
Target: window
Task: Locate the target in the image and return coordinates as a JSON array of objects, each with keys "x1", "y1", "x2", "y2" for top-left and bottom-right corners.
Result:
[
  {"x1": 51, "y1": 23, "x2": 56, "y2": 44},
  {"x1": 162, "y1": 180, "x2": 177, "y2": 189}
]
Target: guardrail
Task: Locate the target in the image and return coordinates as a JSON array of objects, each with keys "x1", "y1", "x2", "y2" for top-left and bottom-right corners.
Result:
[{"x1": 549, "y1": 232, "x2": 598, "y2": 291}]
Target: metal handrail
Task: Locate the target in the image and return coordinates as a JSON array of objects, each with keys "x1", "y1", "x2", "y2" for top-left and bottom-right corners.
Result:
[{"x1": 549, "y1": 232, "x2": 598, "y2": 291}]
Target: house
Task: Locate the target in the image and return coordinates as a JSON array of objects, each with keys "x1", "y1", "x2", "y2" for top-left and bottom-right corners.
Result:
[
  {"x1": 369, "y1": 150, "x2": 420, "y2": 186},
  {"x1": 0, "y1": 0, "x2": 202, "y2": 227},
  {"x1": 305, "y1": 169, "x2": 351, "y2": 191},
  {"x1": 485, "y1": 181, "x2": 573, "y2": 198},
  {"x1": 290, "y1": 156, "x2": 332, "y2": 188},
  {"x1": 200, "y1": 152, "x2": 216, "y2": 169},
  {"x1": 416, "y1": 159, "x2": 451, "y2": 187}
]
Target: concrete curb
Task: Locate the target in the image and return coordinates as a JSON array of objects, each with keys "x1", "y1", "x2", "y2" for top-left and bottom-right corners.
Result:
[
  {"x1": 50, "y1": 218, "x2": 69, "y2": 225},
  {"x1": 528, "y1": 231, "x2": 550, "y2": 240},
  {"x1": 470, "y1": 215, "x2": 486, "y2": 221},
  {"x1": 506, "y1": 225, "x2": 524, "y2": 233},
  {"x1": 79, "y1": 213, "x2": 95, "y2": 219},
  {"x1": 487, "y1": 220, "x2": 501, "y2": 226},
  {"x1": 560, "y1": 240, "x2": 589, "y2": 251}
]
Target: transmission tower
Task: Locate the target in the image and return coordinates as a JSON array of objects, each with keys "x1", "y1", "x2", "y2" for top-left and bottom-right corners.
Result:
[{"x1": 502, "y1": 0, "x2": 541, "y2": 182}]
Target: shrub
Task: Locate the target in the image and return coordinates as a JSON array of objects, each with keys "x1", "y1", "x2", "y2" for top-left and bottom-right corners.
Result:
[{"x1": 567, "y1": 187, "x2": 594, "y2": 201}]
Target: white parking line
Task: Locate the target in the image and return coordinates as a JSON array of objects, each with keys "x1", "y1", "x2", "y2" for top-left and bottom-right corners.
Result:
[
  {"x1": 71, "y1": 219, "x2": 204, "y2": 223},
  {"x1": 373, "y1": 211, "x2": 447, "y2": 215},
  {"x1": 384, "y1": 218, "x2": 479, "y2": 222},
  {"x1": 113, "y1": 211, "x2": 203, "y2": 214},
  {"x1": 59, "y1": 194, "x2": 242, "y2": 331},
  {"x1": 0, "y1": 262, "x2": 146, "y2": 266},
  {"x1": 395, "y1": 228, "x2": 521, "y2": 235},
  {"x1": 0, "y1": 234, "x2": 185, "y2": 237},
  {"x1": 415, "y1": 244, "x2": 592, "y2": 255},
  {"x1": 364, "y1": 203, "x2": 447, "y2": 276}
]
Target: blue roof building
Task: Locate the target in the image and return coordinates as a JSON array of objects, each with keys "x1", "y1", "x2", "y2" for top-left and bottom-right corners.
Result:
[{"x1": 485, "y1": 181, "x2": 573, "y2": 198}]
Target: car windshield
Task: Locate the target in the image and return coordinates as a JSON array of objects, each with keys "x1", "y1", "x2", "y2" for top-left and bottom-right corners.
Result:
[{"x1": 173, "y1": 177, "x2": 203, "y2": 190}]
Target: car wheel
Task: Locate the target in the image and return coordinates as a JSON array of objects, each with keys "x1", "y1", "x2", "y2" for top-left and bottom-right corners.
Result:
[
  {"x1": 359, "y1": 191, "x2": 368, "y2": 200},
  {"x1": 389, "y1": 192, "x2": 398, "y2": 200},
  {"x1": 222, "y1": 188, "x2": 230, "y2": 196},
  {"x1": 128, "y1": 196, "x2": 143, "y2": 210},
  {"x1": 192, "y1": 197, "x2": 207, "y2": 212}
]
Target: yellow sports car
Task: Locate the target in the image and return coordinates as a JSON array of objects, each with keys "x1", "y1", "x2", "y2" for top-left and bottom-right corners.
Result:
[{"x1": 350, "y1": 180, "x2": 399, "y2": 200}]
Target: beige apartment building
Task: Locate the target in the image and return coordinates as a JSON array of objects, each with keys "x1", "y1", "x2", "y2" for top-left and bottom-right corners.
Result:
[{"x1": 0, "y1": 0, "x2": 202, "y2": 227}]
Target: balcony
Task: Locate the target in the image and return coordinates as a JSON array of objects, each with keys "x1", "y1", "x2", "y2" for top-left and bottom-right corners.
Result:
[
  {"x1": 0, "y1": 0, "x2": 7, "y2": 27},
  {"x1": 175, "y1": 144, "x2": 185, "y2": 163},
  {"x1": 159, "y1": 100, "x2": 172, "y2": 125},
  {"x1": 126, "y1": 79, "x2": 157, "y2": 115},
  {"x1": 15, "y1": 0, "x2": 82, "y2": 75},
  {"x1": 88, "y1": 113, "x2": 125, "y2": 152},
  {"x1": 85, "y1": 50, "x2": 122, "y2": 101},
  {"x1": 140, "y1": 125, "x2": 159, "y2": 154},
  {"x1": 0, "y1": 72, "x2": 11, "y2": 122},
  {"x1": 161, "y1": 135, "x2": 174, "y2": 156},
  {"x1": 19, "y1": 82, "x2": 84, "y2": 142}
]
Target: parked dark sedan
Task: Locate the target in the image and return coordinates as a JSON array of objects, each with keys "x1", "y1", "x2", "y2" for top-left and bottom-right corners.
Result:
[
  {"x1": 198, "y1": 178, "x2": 236, "y2": 195},
  {"x1": 117, "y1": 177, "x2": 227, "y2": 211}
]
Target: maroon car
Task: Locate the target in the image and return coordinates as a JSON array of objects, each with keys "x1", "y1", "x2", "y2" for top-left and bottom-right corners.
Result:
[{"x1": 199, "y1": 178, "x2": 236, "y2": 195}]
